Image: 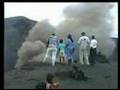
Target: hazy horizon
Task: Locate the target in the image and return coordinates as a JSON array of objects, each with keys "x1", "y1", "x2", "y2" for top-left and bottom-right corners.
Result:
[{"x1": 4, "y1": 2, "x2": 117, "y2": 28}]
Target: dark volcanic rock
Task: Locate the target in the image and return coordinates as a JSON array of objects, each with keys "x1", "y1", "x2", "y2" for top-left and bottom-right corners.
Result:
[{"x1": 4, "y1": 16, "x2": 37, "y2": 72}]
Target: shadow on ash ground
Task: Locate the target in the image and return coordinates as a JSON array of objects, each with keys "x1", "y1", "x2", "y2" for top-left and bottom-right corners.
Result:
[{"x1": 4, "y1": 61, "x2": 118, "y2": 89}]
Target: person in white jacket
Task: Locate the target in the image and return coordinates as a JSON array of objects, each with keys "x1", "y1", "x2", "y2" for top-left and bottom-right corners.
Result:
[
  {"x1": 43, "y1": 33, "x2": 58, "y2": 66},
  {"x1": 89, "y1": 35, "x2": 98, "y2": 65},
  {"x1": 78, "y1": 32, "x2": 90, "y2": 65}
]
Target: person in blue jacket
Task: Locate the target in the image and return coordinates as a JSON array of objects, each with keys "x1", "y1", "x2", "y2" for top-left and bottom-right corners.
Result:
[{"x1": 65, "y1": 34, "x2": 75, "y2": 64}]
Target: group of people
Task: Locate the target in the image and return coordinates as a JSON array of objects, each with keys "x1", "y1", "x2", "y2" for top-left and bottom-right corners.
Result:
[
  {"x1": 43, "y1": 33, "x2": 74, "y2": 66},
  {"x1": 43, "y1": 32, "x2": 98, "y2": 66},
  {"x1": 78, "y1": 32, "x2": 98, "y2": 66}
]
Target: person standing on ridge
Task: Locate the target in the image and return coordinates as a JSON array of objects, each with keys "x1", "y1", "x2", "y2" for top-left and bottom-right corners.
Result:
[
  {"x1": 65, "y1": 34, "x2": 75, "y2": 64},
  {"x1": 43, "y1": 33, "x2": 58, "y2": 66},
  {"x1": 78, "y1": 32, "x2": 90, "y2": 65},
  {"x1": 58, "y1": 39, "x2": 66, "y2": 64},
  {"x1": 89, "y1": 35, "x2": 98, "y2": 66}
]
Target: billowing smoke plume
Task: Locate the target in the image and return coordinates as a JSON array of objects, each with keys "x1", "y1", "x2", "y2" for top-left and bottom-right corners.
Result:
[
  {"x1": 26, "y1": 20, "x2": 56, "y2": 43},
  {"x1": 57, "y1": 3, "x2": 116, "y2": 58},
  {"x1": 16, "y1": 3, "x2": 117, "y2": 67},
  {"x1": 18, "y1": 40, "x2": 45, "y2": 61},
  {"x1": 16, "y1": 20, "x2": 56, "y2": 67}
]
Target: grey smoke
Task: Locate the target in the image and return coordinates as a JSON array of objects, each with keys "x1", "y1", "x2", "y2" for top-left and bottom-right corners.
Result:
[
  {"x1": 57, "y1": 3, "x2": 117, "y2": 58},
  {"x1": 26, "y1": 20, "x2": 56, "y2": 43},
  {"x1": 17, "y1": 3, "x2": 117, "y2": 65},
  {"x1": 16, "y1": 20, "x2": 56, "y2": 65},
  {"x1": 17, "y1": 40, "x2": 46, "y2": 64}
]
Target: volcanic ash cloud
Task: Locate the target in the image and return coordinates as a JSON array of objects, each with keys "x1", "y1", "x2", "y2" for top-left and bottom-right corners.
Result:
[
  {"x1": 15, "y1": 20, "x2": 56, "y2": 68},
  {"x1": 57, "y1": 3, "x2": 116, "y2": 58}
]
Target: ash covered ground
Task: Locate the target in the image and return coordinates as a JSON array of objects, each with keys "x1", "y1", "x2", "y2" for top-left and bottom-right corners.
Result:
[{"x1": 4, "y1": 61, "x2": 118, "y2": 89}]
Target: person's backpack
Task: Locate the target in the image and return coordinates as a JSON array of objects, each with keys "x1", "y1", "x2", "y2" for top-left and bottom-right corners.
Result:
[
  {"x1": 35, "y1": 81, "x2": 46, "y2": 89},
  {"x1": 48, "y1": 36, "x2": 58, "y2": 47}
]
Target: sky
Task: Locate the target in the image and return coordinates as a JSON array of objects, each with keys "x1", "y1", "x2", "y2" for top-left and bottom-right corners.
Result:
[
  {"x1": 4, "y1": 2, "x2": 79, "y2": 26},
  {"x1": 109, "y1": 3, "x2": 118, "y2": 38},
  {"x1": 4, "y1": 2, "x2": 118, "y2": 37}
]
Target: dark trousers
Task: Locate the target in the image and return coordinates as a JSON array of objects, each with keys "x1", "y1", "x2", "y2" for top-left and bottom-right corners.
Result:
[
  {"x1": 68, "y1": 59, "x2": 72, "y2": 64},
  {"x1": 89, "y1": 48, "x2": 97, "y2": 65}
]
